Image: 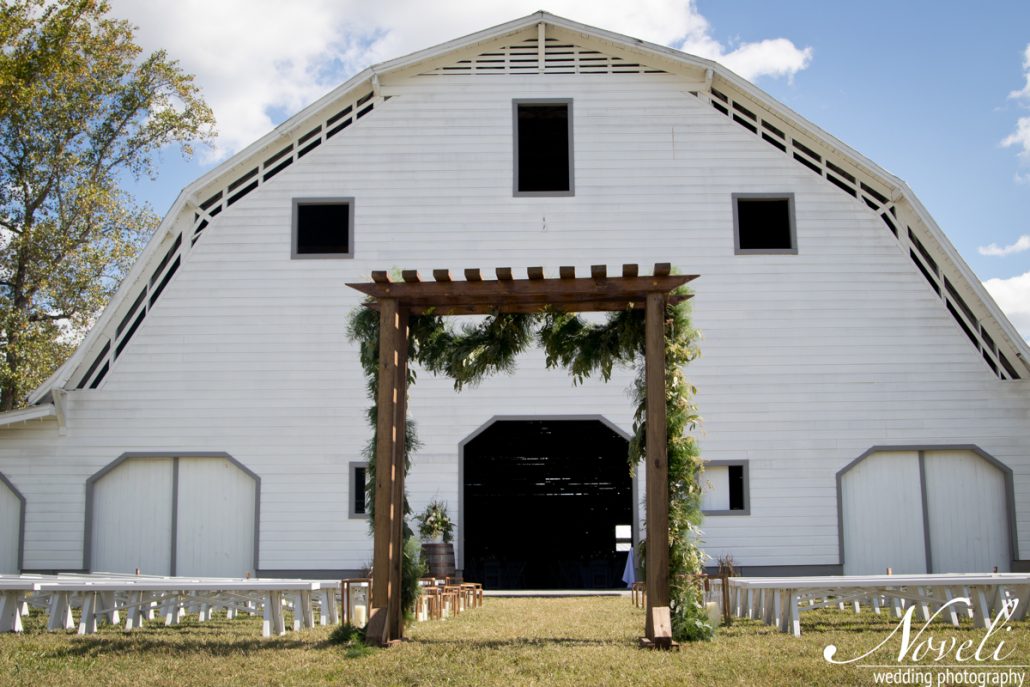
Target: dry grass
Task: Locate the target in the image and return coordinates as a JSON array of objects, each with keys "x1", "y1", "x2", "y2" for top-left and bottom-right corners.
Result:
[{"x1": 0, "y1": 596, "x2": 1026, "y2": 686}]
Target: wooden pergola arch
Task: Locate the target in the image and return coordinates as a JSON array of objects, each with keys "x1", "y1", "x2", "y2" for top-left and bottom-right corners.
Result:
[{"x1": 347, "y1": 263, "x2": 697, "y2": 648}]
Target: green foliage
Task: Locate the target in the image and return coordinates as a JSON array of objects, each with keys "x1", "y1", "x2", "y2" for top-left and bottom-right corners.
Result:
[
  {"x1": 413, "y1": 312, "x2": 538, "y2": 390},
  {"x1": 346, "y1": 287, "x2": 710, "y2": 642},
  {"x1": 327, "y1": 622, "x2": 365, "y2": 645},
  {"x1": 402, "y1": 536, "x2": 427, "y2": 619},
  {"x1": 0, "y1": 0, "x2": 215, "y2": 410},
  {"x1": 415, "y1": 499, "x2": 454, "y2": 542}
]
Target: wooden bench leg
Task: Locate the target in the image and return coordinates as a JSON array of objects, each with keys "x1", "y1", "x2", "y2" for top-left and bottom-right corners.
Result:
[
  {"x1": 1010, "y1": 585, "x2": 1029, "y2": 621},
  {"x1": 0, "y1": 591, "x2": 25, "y2": 633},
  {"x1": 124, "y1": 591, "x2": 145, "y2": 631},
  {"x1": 47, "y1": 591, "x2": 74, "y2": 631},
  {"x1": 971, "y1": 587, "x2": 992, "y2": 630},
  {"x1": 78, "y1": 592, "x2": 98, "y2": 635},
  {"x1": 262, "y1": 591, "x2": 285, "y2": 637}
]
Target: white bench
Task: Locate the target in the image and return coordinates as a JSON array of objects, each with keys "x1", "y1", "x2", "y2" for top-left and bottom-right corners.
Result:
[
  {"x1": 32, "y1": 577, "x2": 322, "y2": 637},
  {"x1": 716, "y1": 573, "x2": 1030, "y2": 637}
]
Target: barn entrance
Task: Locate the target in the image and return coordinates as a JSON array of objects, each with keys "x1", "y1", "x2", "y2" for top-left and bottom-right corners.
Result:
[{"x1": 462, "y1": 419, "x2": 633, "y2": 590}]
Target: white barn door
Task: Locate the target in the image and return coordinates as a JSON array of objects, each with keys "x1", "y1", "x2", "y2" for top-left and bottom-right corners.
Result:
[
  {"x1": 0, "y1": 475, "x2": 21, "y2": 573},
  {"x1": 924, "y1": 450, "x2": 1009, "y2": 573},
  {"x1": 91, "y1": 458, "x2": 174, "y2": 575},
  {"x1": 91, "y1": 455, "x2": 256, "y2": 576},
  {"x1": 842, "y1": 450, "x2": 926, "y2": 575},
  {"x1": 175, "y1": 457, "x2": 256, "y2": 577}
]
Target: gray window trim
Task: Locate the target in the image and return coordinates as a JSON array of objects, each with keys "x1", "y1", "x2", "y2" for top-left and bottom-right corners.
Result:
[
  {"x1": 349, "y1": 461, "x2": 369, "y2": 520},
  {"x1": 291, "y1": 197, "x2": 355, "y2": 259},
  {"x1": 0, "y1": 471, "x2": 26, "y2": 571},
  {"x1": 512, "y1": 99, "x2": 575, "y2": 197},
  {"x1": 835, "y1": 444, "x2": 1021, "y2": 570},
  {"x1": 701, "y1": 459, "x2": 751, "y2": 516},
  {"x1": 732, "y1": 192, "x2": 798, "y2": 255},
  {"x1": 83, "y1": 451, "x2": 261, "y2": 575},
  {"x1": 457, "y1": 414, "x2": 637, "y2": 572}
]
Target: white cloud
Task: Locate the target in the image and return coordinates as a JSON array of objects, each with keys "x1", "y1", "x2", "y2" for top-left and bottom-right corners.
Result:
[
  {"x1": 978, "y1": 234, "x2": 1030, "y2": 257},
  {"x1": 1002, "y1": 116, "x2": 1030, "y2": 160},
  {"x1": 675, "y1": 15, "x2": 812, "y2": 82},
  {"x1": 109, "y1": 0, "x2": 813, "y2": 161},
  {"x1": 983, "y1": 271, "x2": 1030, "y2": 343},
  {"x1": 1004, "y1": 44, "x2": 1030, "y2": 163},
  {"x1": 1008, "y1": 44, "x2": 1030, "y2": 101}
]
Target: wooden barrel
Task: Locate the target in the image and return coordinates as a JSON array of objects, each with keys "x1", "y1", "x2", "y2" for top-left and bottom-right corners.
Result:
[{"x1": 422, "y1": 542, "x2": 456, "y2": 580}]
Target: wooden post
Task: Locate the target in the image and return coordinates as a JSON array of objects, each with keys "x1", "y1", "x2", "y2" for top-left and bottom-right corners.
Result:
[
  {"x1": 367, "y1": 298, "x2": 409, "y2": 646},
  {"x1": 389, "y1": 306, "x2": 409, "y2": 641},
  {"x1": 644, "y1": 292, "x2": 671, "y2": 646}
]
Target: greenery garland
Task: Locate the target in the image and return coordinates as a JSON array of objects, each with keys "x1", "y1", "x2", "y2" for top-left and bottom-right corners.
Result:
[{"x1": 346, "y1": 287, "x2": 712, "y2": 641}]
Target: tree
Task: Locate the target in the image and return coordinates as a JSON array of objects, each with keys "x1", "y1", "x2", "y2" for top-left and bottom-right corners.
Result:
[{"x1": 0, "y1": 0, "x2": 215, "y2": 410}]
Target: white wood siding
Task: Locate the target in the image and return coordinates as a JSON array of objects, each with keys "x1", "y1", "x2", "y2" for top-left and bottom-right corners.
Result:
[
  {"x1": 0, "y1": 72, "x2": 1025, "y2": 572},
  {"x1": 175, "y1": 457, "x2": 255, "y2": 577},
  {"x1": 701, "y1": 465, "x2": 729, "y2": 512},
  {"x1": 842, "y1": 451, "x2": 927, "y2": 575},
  {"x1": 91, "y1": 459, "x2": 173, "y2": 575},
  {"x1": 924, "y1": 450, "x2": 1009, "y2": 573},
  {"x1": 0, "y1": 477, "x2": 19, "y2": 573}
]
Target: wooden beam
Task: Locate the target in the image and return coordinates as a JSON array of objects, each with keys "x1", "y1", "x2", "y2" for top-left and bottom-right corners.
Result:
[
  {"x1": 653, "y1": 263, "x2": 671, "y2": 277},
  {"x1": 368, "y1": 298, "x2": 409, "y2": 647},
  {"x1": 432, "y1": 270, "x2": 451, "y2": 282},
  {"x1": 362, "y1": 294, "x2": 691, "y2": 316},
  {"x1": 644, "y1": 292, "x2": 670, "y2": 643},
  {"x1": 527, "y1": 266, "x2": 544, "y2": 280},
  {"x1": 496, "y1": 267, "x2": 513, "y2": 281},
  {"x1": 464, "y1": 269, "x2": 482, "y2": 282},
  {"x1": 622, "y1": 264, "x2": 639, "y2": 278},
  {"x1": 401, "y1": 270, "x2": 420, "y2": 283},
  {"x1": 559, "y1": 266, "x2": 576, "y2": 279},
  {"x1": 347, "y1": 274, "x2": 695, "y2": 305},
  {"x1": 591, "y1": 265, "x2": 607, "y2": 280},
  {"x1": 388, "y1": 306, "x2": 409, "y2": 641},
  {"x1": 371, "y1": 271, "x2": 390, "y2": 283}
]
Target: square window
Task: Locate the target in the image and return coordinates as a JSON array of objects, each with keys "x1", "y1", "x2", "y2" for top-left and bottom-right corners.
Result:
[
  {"x1": 701, "y1": 461, "x2": 750, "y2": 515},
  {"x1": 292, "y1": 198, "x2": 353, "y2": 258},
  {"x1": 733, "y1": 194, "x2": 796, "y2": 253},
  {"x1": 349, "y1": 462, "x2": 368, "y2": 519},
  {"x1": 514, "y1": 100, "x2": 574, "y2": 196}
]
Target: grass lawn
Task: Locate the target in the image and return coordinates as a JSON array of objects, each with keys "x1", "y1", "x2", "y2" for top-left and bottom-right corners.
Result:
[{"x1": 0, "y1": 596, "x2": 1026, "y2": 686}]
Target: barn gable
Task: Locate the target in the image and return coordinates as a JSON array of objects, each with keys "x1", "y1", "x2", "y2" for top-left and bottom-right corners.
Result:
[{"x1": 24, "y1": 10, "x2": 1030, "y2": 406}]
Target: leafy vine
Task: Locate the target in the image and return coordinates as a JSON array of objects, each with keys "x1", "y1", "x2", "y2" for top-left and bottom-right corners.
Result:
[{"x1": 346, "y1": 287, "x2": 712, "y2": 640}]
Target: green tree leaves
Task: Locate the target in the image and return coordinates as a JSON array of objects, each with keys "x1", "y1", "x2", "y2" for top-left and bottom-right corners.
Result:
[{"x1": 0, "y1": 0, "x2": 215, "y2": 409}]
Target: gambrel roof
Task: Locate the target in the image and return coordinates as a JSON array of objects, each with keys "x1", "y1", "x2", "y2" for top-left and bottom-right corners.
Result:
[{"x1": 24, "y1": 10, "x2": 1030, "y2": 406}]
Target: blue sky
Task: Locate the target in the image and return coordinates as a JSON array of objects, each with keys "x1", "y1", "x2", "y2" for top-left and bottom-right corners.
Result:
[{"x1": 114, "y1": 0, "x2": 1030, "y2": 338}]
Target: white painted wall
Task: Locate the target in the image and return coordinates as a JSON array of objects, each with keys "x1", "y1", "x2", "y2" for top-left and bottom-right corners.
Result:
[
  {"x1": 924, "y1": 450, "x2": 1010, "y2": 573},
  {"x1": 0, "y1": 476, "x2": 20, "y2": 573},
  {"x1": 842, "y1": 451, "x2": 926, "y2": 575},
  {"x1": 91, "y1": 458, "x2": 173, "y2": 575},
  {"x1": 701, "y1": 466, "x2": 730, "y2": 512},
  {"x1": 175, "y1": 457, "x2": 255, "y2": 577},
  {"x1": 0, "y1": 68, "x2": 1026, "y2": 573}
]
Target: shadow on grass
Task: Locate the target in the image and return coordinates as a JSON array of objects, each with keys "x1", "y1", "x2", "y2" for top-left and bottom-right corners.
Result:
[
  {"x1": 47, "y1": 636, "x2": 315, "y2": 659},
  {"x1": 411, "y1": 636, "x2": 612, "y2": 649}
]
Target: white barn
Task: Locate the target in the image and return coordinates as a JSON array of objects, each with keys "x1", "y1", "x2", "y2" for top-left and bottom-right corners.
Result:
[{"x1": 0, "y1": 12, "x2": 1027, "y2": 585}]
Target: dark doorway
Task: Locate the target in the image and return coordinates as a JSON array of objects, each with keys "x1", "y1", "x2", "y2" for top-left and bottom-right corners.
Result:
[{"x1": 462, "y1": 419, "x2": 633, "y2": 589}]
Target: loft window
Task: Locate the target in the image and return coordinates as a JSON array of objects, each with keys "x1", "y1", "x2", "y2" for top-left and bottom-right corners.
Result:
[
  {"x1": 292, "y1": 198, "x2": 354, "y2": 258},
  {"x1": 349, "y1": 462, "x2": 368, "y2": 518},
  {"x1": 733, "y1": 193, "x2": 797, "y2": 254},
  {"x1": 513, "y1": 99, "x2": 574, "y2": 196},
  {"x1": 701, "y1": 461, "x2": 750, "y2": 515}
]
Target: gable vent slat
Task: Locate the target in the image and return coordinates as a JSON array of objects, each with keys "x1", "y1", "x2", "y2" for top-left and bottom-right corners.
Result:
[{"x1": 694, "y1": 82, "x2": 1023, "y2": 379}]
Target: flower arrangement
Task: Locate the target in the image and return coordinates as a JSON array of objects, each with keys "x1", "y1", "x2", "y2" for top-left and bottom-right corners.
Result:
[{"x1": 416, "y1": 500, "x2": 454, "y2": 543}]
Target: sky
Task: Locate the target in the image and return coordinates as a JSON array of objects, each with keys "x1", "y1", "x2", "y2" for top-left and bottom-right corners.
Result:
[{"x1": 109, "y1": 0, "x2": 1030, "y2": 342}]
